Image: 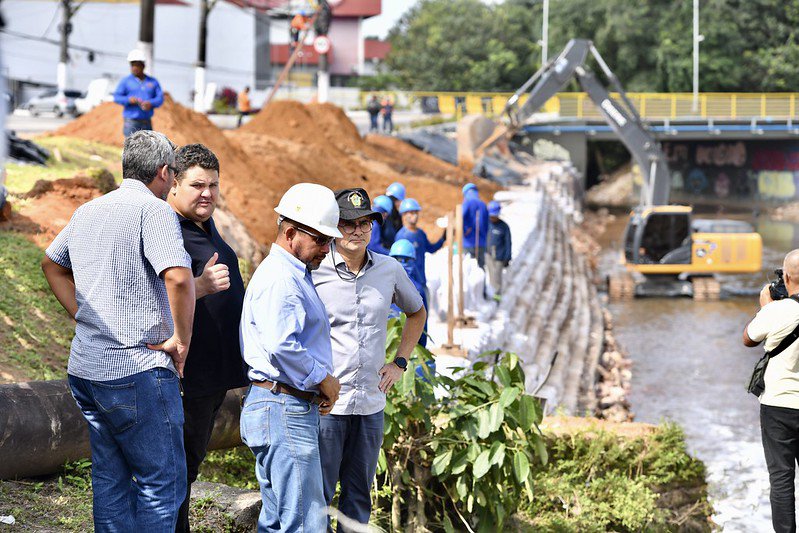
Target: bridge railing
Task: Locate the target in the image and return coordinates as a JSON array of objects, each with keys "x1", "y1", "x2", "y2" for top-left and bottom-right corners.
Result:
[{"x1": 384, "y1": 92, "x2": 799, "y2": 121}]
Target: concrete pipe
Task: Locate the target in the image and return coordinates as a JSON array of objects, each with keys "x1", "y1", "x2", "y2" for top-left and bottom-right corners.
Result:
[{"x1": 0, "y1": 380, "x2": 246, "y2": 479}]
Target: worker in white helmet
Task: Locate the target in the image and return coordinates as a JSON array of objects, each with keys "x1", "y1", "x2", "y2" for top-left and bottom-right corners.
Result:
[
  {"x1": 239, "y1": 182, "x2": 342, "y2": 531},
  {"x1": 113, "y1": 49, "x2": 164, "y2": 137}
]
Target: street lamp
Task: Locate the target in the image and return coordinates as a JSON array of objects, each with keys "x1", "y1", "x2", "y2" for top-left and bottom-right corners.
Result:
[
  {"x1": 533, "y1": 0, "x2": 550, "y2": 65},
  {"x1": 692, "y1": 0, "x2": 704, "y2": 114}
]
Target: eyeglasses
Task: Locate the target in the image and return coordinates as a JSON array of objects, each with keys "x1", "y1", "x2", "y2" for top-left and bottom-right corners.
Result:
[
  {"x1": 165, "y1": 164, "x2": 179, "y2": 175},
  {"x1": 291, "y1": 225, "x2": 334, "y2": 246},
  {"x1": 338, "y1": 219, "x2": 373, "y2": 235}
]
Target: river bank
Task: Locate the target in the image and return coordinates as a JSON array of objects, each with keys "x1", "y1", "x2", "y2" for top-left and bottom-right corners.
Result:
[{"x1": 0, "y1": 101, "x2": 715, "y2": 529}]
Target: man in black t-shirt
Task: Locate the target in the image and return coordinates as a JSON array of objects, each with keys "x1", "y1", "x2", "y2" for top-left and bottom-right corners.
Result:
[{"x1": 167, "y1": 143, "x2": 248, "y2": 533}]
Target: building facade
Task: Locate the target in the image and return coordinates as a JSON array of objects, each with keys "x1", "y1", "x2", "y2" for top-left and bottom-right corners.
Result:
[{"x1": 1, "y1": 0, "x2": 387, "y2": 106}]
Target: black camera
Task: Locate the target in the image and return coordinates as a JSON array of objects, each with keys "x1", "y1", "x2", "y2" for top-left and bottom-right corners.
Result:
[{"x1": 769, "y1": 269, "x2": 789, "y2": 300}]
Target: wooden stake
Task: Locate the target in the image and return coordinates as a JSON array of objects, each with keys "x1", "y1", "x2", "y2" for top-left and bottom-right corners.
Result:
[
  {"x1": 446, "y1": 212, "x2": 455, "y2": 347},
  {"x1": 455, "y1": 204, "x2": 477, "y2": 329},
  {"x1": 432, "y1": 211, "x2": 466, "y2": 357},
  {"x1": 456, "y1": 205, "x2": 464, "y2": 318}
]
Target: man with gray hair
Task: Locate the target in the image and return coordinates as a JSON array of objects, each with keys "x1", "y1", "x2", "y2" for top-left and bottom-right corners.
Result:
[
  {"x1": 744, "y1": 249, "x2": 799, "y2": 532},
  {"x1": 42, "y1": 130, "x2": 196, "y2": 531}
]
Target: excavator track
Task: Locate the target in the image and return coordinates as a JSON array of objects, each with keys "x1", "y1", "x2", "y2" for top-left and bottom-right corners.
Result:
[
  {"x1": 608, "y1": 272, "x2": 635, "y2": 300},
  {"x1": 692, "y1": 277, "x2": 721, "y2": 301}
]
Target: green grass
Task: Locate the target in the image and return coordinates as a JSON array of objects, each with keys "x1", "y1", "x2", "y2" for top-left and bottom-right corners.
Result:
[
  {"x1": 6, "y1": 136, "x2": 121, "y2": 195},
  {"x1": 0, "y1": 231, "x2": 74, "y2": 381},
  {"x1": 198, "y1": 446, "x2": 257, "y2": 490}
]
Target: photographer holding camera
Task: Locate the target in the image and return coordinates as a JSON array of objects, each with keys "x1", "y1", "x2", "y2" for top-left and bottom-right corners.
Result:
[{"x1": 744, "y1": 250, "x2": 799, "y2": 533}]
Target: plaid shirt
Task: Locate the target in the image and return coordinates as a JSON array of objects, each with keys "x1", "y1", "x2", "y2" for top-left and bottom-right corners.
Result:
[{"x1": 46, "y1": 179, "x2": 191, "y2": 381}]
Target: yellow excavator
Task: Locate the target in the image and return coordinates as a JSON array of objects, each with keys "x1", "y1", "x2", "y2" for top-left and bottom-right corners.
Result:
[{"x1": 486, "y1": 39, "x2": 762, "y2": 299}]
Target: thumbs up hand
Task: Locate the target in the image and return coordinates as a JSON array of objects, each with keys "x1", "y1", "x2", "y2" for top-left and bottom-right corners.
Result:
[{"x1": 195, "y1": 252, "x2": 230, "y2": 299}]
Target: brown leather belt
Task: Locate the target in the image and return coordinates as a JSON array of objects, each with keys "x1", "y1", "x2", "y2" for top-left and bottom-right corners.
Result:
[{"x1": 252, "y1": 380, "x2": 323, "y2": 405}]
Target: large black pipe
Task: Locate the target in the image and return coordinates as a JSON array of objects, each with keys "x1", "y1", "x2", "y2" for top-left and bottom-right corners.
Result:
[{"x1": 0, "y1": 380, "x2": 245, "y2": 479}]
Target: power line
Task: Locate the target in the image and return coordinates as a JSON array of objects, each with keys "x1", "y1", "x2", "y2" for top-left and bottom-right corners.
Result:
[{"x1": 0, "y1": 29, "x2": 254, "y2": 76}]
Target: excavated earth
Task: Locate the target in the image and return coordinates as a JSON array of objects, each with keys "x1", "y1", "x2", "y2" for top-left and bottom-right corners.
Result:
[{"x1": 53, "y1": 97, "x2": 493, "y2": 247}]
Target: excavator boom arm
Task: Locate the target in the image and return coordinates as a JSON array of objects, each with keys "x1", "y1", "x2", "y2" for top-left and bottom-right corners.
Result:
[{"x1": 506, "y1": 39, "x2": 670, "y2": 206}]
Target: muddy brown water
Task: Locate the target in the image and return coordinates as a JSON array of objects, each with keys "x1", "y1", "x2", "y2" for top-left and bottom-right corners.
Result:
[{"x1": 599, "y1": 213, "x2": 799, "y2": 531}]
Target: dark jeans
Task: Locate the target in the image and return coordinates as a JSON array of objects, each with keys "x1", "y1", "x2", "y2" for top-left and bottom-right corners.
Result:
[
  {"x1": 175, "y1": 390, "x2": 228, "y2": 533},
  {"x1": 237, "y1": 110, "x2": 255, "y2": 127},
  {"x1": 382, "y1": 114, "x2": 393, "y2": 133},
  {"x1": 369, "y1": 113, "x2": 379, "y2": 132},
  {"x1": 69, "y1": 368, "x2": 186, "y2": 532},
  {"x1": 319, "y1": 411, "x2": 384, "y2": 531},
  {"x1": 761, "y1": 403, "x2": 799, "y2": 533},
  {"x1": 123, "y1": 118, "x2": 153, "y2": 137}
]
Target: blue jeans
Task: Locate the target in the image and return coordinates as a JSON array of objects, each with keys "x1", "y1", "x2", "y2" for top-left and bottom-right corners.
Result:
[
  {"x1": 240, "y1": 385, "x2": 326, "y2": 532},
  {"x1": 319, "y1": 411, "x2": 384, "y2": 531},
  {"x1": 123, "y1": 118, "x2": 153, "y2": 137},
  {"x1": 68, "y1": 368, "x2": 186, "y2": 532}
]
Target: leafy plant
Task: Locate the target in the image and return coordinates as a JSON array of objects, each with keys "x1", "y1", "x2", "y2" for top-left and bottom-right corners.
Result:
[{"x1": 378, "y1": 317, "x2": 547, "y2": 531}]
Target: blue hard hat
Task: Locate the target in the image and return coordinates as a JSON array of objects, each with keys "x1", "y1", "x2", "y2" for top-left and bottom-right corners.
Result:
[
  {"x1": 488, "y1": 201, "x2": 501, "y2": 216},
  {"x1": 373, "y1": 194, "x2": 393, "y2": 214},
  {"x1": 399, "y1": 198, "x2": 421, "y2": 214},
  {"x1": 390, "y1": 239, "x2": 416, "y2": 259},
  {"x1": 386, "y1": 182, "x2": 406, "y2": 201},
  {"x1": 462, "y1": 183, "x2": 477, "y2": 195}
]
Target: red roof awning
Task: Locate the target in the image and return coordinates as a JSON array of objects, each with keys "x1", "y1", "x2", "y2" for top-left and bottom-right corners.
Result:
[
  {"x1": 364, "y1": 39, "x2": 390, "y2": 61},
  {"x1": 270, "y1": 43, "x2": 332, "y2": 66},
  {"x1": 331, "y1": 0, "x2": 381, "y2": 18}
]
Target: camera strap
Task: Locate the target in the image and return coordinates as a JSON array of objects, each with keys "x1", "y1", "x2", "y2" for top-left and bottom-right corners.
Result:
[{"x1": 763, "y1": 295, "x2": 799, "y2": 361}]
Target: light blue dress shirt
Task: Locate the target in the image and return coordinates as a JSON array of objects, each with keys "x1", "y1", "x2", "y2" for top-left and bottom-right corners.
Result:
[{"x1": 239, "y1": 244, "x2": 333, "y2": 392}]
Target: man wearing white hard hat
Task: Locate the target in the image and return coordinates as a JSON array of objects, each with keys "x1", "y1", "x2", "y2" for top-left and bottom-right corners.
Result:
[
  {"x1": 239, "y1": 182, "x2": 343, "y2": 531},
  {"x1": 113, "y1": 49, "x2": 164, "y2": 137}
]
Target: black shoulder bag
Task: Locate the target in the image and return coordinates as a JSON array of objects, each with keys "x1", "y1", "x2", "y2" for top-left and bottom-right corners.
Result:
[{"x1": 747, "y1": 295, "x2": 799, "y2": 397}]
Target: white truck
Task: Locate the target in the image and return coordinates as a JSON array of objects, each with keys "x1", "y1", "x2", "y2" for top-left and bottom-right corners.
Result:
[{"x1": 74, "y1": 77, "x2": 116, "y2": 116}]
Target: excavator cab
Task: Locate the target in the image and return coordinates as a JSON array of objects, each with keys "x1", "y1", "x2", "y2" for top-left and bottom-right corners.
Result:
[
  {"x1": 623, "y1": 206, "x2": 693, "y2": 266},
  {"x1": 612, "y1": 206, "x2": 763, "y2": 299}
]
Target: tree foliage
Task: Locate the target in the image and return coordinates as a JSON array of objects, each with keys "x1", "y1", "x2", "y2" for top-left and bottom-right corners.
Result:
[{"x1": 386, "y1": 0, "x2": 799, "y2": 92}]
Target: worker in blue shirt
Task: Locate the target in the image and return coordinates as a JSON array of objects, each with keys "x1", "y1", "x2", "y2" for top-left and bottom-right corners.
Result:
[
  {"x1": 395, "y1": 198, "x2": 445, "y2": 289},
  {"x1": 385, "y1": 182, "x2": 405, "y2": 232},
  {"x1": 389, "y1": 239, "x2": 429, "y2": 347},
  {"x1": 462, "y1": 183, "x2": 489, "y2": 269},
  {"x1": 367, "y1": 194, "x2": 395, "y2": 255},
  {"x1": 114, "y1": 49, "x2": 164, "y2": 137},
  {"x1": 486, "y1": 201, "x2": 512, "y2": 298}
]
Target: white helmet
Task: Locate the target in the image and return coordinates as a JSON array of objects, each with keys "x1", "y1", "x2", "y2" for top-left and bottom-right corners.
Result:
[
  {"x1": 127, "y1": 49, "x2": 146, "y2": 63},
  {"x1": 275, "y1": 183, "x2": 342, "y2": 238}
]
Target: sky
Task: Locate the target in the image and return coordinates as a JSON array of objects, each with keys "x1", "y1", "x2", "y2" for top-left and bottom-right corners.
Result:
[{"x1": 361, "y1": 0, "x2": 419, "y2": 39}]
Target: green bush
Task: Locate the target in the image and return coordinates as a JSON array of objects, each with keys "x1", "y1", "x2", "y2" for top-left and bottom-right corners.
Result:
[
  {"x1": 521, "y1": 424, "x2": 711, "y2": 532},
  {"x1": 377, "y1": 317, "x2": 547, "y2": 532}
]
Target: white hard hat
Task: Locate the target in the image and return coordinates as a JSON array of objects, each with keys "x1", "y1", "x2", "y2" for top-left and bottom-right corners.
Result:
[
  {"x1": 127, "y1": 49, "x2": 146, "y2": 63},
  {"x1": 275, "y1": 183, "x2": 343, "y2": 238}
]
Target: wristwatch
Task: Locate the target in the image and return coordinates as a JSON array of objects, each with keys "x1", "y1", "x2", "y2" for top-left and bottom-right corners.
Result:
[{"x1": 393, "y1": 357, "x2": 408, "y2": 372}]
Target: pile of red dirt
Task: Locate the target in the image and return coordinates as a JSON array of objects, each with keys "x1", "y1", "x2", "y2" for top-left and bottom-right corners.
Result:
[
  {"x1": 52, "y1": 97, "x2": 498, "y2": 246},
  {"x1": 2, "y1": 175, "x2": 108, "y2": 248}
]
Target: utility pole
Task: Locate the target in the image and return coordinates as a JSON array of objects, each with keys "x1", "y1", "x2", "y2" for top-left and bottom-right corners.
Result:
[
  {"x1": 541, "y1": 0, "x2": 549, "y2": 65},
  {"x1": 139, "y1": 0, "x2": 155, "y2": 72},
  {"x1": 194, "y1": 0, "x2": 217, "y2": 112},
  {"x1": 692, "y1": 0, "x2": 703, "y2": 114},
  {"x1": 57, "y1": 0, "x2": 76, "y2": 94}
]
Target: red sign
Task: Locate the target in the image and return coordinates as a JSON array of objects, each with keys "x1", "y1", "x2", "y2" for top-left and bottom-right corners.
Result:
[{"x1": 313, "y1": 35, "x2": 331, "y2": 55}]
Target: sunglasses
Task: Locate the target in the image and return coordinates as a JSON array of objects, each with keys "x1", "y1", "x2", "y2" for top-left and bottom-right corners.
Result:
[
  {"x1": 291, "y1": 225, "x2": 334, "y2": 246},
  {"x1": 165, "y1": 164, "x2": 179, "y2": 175},
  {"x1": 338, "y1": 219, "x2": 373, "y2": 235}
]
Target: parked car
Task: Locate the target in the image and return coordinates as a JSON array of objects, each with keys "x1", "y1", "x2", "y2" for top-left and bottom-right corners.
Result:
[{"x1": 22, "y1": 89, "x2": 83, "y2": 117}]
